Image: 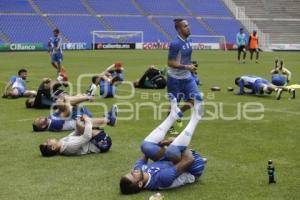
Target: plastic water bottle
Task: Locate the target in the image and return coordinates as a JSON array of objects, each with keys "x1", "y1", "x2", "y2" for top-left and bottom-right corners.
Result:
[
  {"x1": 149, "y1": 192, "x2": 164, "y2": 200},
  {"x1": 267, "y1": 160, "x2": 276, "y2": 184}
]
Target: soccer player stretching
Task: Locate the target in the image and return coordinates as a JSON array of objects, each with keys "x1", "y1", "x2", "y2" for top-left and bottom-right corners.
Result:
[
  {"x1": 167, "y1": 18, "x2": 201, "y2": 134},
  {"x1": 120, "y1": 95, "x2": 206, "y2": 194}
]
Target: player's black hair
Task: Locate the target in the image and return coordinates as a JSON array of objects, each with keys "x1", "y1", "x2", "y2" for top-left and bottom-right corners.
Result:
[
  {"x1": 32, "y1": 123, "x2": 47, "y2": 132},
  {"x1": 235, "y1": 77, "x2": 241, "y2": 85},
  {"x1": 91, "y1": 76, "x2": 99, "y2": 84},
  {"x1": 174, "y1": 18, "x2": 186, "y2": 30},
  {"x1": 53, "y1": 28, "x2": 60, "y2": 34},
  {"x1": 25, "y1": 98, "x2": 34, "y2": 108},
  {"x1": 18, "y1": 68, "x2": 27, "y2": 75},
  {"x1": 39, "y1": 144, "x2": 59, "y2": 157},
  {"x1": 240, "y1": 28, "x2": 244, "y2": 32},
  {"x1": 119, "y1": 176, "x2": 142, "y2": 195}
]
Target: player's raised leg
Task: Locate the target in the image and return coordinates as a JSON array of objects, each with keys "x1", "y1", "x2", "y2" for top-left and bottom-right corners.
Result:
[
  {"x1": 165, "y1": 95, "x2": 202, "y2": 163},
  {"x1": 141, "y1": 95, "x2": 183, "y2": 160}
]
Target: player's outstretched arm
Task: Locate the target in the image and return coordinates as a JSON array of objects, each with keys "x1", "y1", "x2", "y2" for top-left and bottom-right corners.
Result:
[
  {"x1": 2, "y1": 81, "x2": 13, "y2": 97},
  {"x1": 65, "y1": 95, "x2": 94, "y2": 106}
]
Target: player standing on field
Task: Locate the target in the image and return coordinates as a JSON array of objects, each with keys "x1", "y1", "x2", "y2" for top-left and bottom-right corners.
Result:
[
  {"x1": 236, "y1": 28, "x2": 247, "y2": 63},
  {"x1": 248, "y1": 30, "x2": 259, "y2": 63},
  {"x1": 48, "y1": 29, "x2": 66, "y2": 80},
  {"x1": 167, "y1": 18, "x2": 202, "y2": 134}
]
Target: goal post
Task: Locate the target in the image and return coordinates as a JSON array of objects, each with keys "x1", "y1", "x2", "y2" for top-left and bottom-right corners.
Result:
[
  {"x1": 92, "y1": 31, "x2": 144, "y2": 50},
  {"x1": 189, "y1": 35, "x2": 227, "y2": 51}
]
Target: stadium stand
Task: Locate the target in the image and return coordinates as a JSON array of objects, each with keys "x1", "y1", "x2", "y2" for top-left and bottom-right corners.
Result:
[
  {"x1": 0, "y1": 15, "x2": 51, "y2": 42},
  {"x1": 0, "y1": 0, "x2": 35, "y2": 13},
  {"x1": 232, "y1": 0, "x2": 300, "y2": 43},
  {"x1": 203, "y1": 18, "x2": 245, "y2": 43},
  {"x1": 88, "y1": 0, "x2": 139, "y2": 15},
  {"x1": 103, "y1": 16, "x2": 168, "y2": 42},
  {"x1": 0, "y1": 0, "x2": 298, "y2": 45},
  {"x1": 35, "y1": 0, "x2": 88, "y2": 14},
  {"x1": 184, "y1": 0, "x2": 233, "y2": 17},
  {"x1": 136, "y1": 0, "x2": 189, "y2": 16},
  {"x1": 49, "y1": 16, "x2": 105, "y2": 42}
]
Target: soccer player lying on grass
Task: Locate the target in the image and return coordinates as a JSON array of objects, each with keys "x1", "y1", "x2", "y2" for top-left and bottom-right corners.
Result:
[
  {"x1": 120, "y1": 95, "x2": 206, "y2": 194},
  {"x1": 235, "y1": 75, "x2": 295, "y2": 100},
  {"x1": 85, "y1": 63, "x2": 124, "y2": 98},
  {"x1": 25, "y1": 78, "x2": 68, "y2": 109},
  {"x1": 39, "y1": 114, "x2": 112, "y2": 157},
  {"x1": 2, "y1": 68, "x2": 37, "y2": 98},
  {"x1": 270, "y1": 59, "x2": 291, "y2": 86},
  {"x1": 133, "y1": 65, "x2": 166, "y2": 89},
  {"x1": 32, "y1": 95, "x2": 118, "y2": 132}
]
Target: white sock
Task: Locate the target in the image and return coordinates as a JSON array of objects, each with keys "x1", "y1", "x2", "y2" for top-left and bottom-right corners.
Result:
[
  {"x1": 144, "y1": 97, "x2": 182, "y2": 143},
  {"x1": 171, "y1": 100, "x2": 202, "y2": 147}
]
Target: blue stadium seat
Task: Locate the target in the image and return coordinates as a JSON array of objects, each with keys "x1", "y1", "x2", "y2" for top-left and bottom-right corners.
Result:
[
  {"x1": 49, "y1": 16, "x2": 105, "y2": 42},
  {"x1": 154, "y1": 17, "x2": 215, "y2": 42},
  {"x1": 0, "y1": 0, "x2": 35, "y2": 13},
  {"x1": 137, "y1": 0, "x2": 189, "y2": 15},
  {"x1": 88, "y1": 0, "x2": 139, "y2": 15},
  {"x1": 203, "y1": 18, "x2": 245, "y2": 43},
  {"x1": 35, "y1": 0, "x2": 88, "y2": 14},
  {"x1": 103, "y1": 16, "x2": 168, "y2": 42},
  {"x1": 0, "y1": 15, "x2": 51, "y2": 42},
  {"x1": 184, "y1": 0, "x2": 233, "y2": 17}
]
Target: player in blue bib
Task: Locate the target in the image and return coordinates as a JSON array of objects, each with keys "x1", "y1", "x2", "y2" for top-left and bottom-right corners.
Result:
[
  {"x1": 270, "y1": 59, "x2": 292, "y2": 86},
  {"x1": 2, "y1": 68, "x2": 36, "y2": 98},
  {"x1": 120, "y1": 94, "x2": 206, "y2": 194},
  {"x1": 48, "y1": 29, "x2": 64, "y2": 75},
  {"x1": 235, "y1": 75, "x2": 295, "y2": 100}
]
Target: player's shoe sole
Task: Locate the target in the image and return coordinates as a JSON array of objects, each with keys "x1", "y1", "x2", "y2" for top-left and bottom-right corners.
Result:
[{"x1": 289, "y1": 88, "x2": 296, "y2": 99}]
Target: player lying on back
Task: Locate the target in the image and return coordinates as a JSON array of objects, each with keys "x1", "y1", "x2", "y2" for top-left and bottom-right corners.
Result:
[
  {"x1": 2, "y1": 68, "x2": 37, "y2": 98},
  {"x1": 235, "y1": 75, "x2": 295, "y2": 100},
  {"x1": 39, "y1": 115, "x2": 112, "y2": 157},
  {"x1": 32, "y1": 95, "x2": 118, "y2": 132},
  {"x1": 120, "y1": 94, "x2": 206, "y2": 194},
  {"x1": 85, "y1": 63, "x2": 124, "y2": 98},
  {"x1": 270, "y1": 59, "x2": 291, "y2": 86},
  {"x1": 25, "y1": 78, "x2": 68, "y2": 109},
  {"x1": 133, "y1": 65, "x2": 166, "y2": 89}
]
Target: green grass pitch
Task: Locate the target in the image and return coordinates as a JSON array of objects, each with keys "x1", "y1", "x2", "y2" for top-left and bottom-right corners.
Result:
[{"x1": 0, "y1": 50, "x2": 299, "y2": 200}]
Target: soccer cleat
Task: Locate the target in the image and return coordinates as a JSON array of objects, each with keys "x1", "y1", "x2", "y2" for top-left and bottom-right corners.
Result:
[
  {"x1": 202, "y1": 157, "x2": 208, "y2": 164},
  {"x1": 276, "y1": 88, "x2": 283, "y2": 100},
  {"x1": 106, "y1": 104, "x2": 118, "y2": 126},
  {"x1": 175, "y1": 119, "x2": 183, "y2": 128},
  {"x1": 167, "y1": 126, "x2": 179, "y2": 135},
  {"x1": 289, "y1": 88, "x2": 296, "y2": 99}
]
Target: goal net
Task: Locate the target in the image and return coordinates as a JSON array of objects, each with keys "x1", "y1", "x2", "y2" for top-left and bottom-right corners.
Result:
[
  {"x1": 189, "y1": 35, "x2": 227, "y2": 51},
  {"x1": 92, "y1": 31, "x2": 144, "y2": 50}
]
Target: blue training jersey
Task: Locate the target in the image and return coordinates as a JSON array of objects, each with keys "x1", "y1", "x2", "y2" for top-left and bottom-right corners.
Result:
[
  {"x1": 10, "y1": 76, "x2": 26, "y2": 91},
  {"x1": 134, "y1": 159, "x2": 178, "y2": 190},
  {"x1": 238, "y1": 75, "x2": 264, "y2": 94},
  {"x1": 49, "y1": 36, "x2": 63, "y2": 54},
  {"x1": 168, "y1": 35, "x2": 192, "y2": 79},
  {"x1": 236, "y1": 32, "x2": 247, "y2": 46}
]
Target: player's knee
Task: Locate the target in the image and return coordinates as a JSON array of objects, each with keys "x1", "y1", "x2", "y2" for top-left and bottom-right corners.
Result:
[
  {"x1": 141, "y1": 141, "x2": 161, "y2": 159},
  {"x1": 165, "y1": 145, "x2": 184, "y2": 161}
]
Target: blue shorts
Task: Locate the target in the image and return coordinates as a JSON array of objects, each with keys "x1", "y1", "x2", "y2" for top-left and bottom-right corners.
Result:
[
  {"x1": 141, "y1": 141, "x2": 161, "y2": 159},
  {"x1": 51, "y1": 53, "x2": 63, "y2": 63},
  {"x1": 254, "y1": 79, "x2": 270, "y2": 94},
  {"x1": 272, "y1": 74, "x2": 287, "y2": 86},
  {"x1": 100, "y1": 81, "x2": 116, "y2": 98},
  {"x1": 167, "y1": 76, "x2": 201, "y2": 102},
  {"x1": 14, "y1": 87, "x2": 25, "y2": 96}
]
